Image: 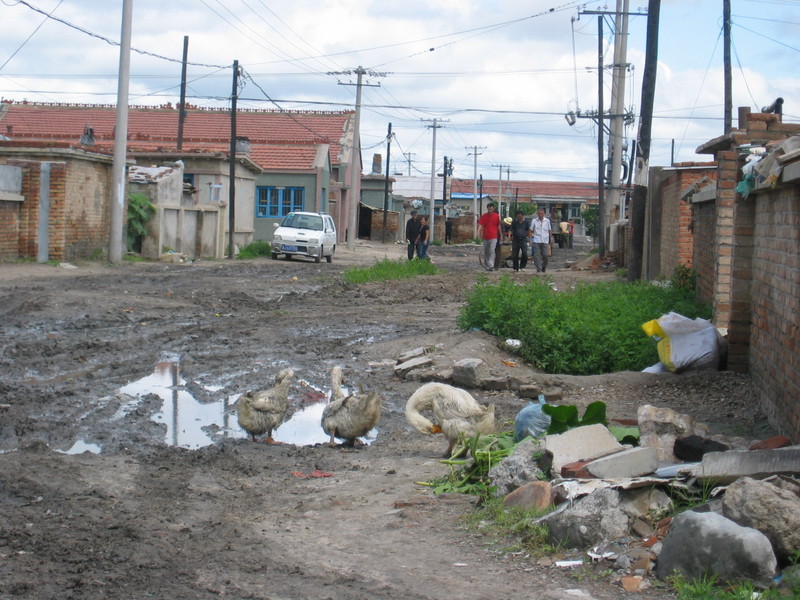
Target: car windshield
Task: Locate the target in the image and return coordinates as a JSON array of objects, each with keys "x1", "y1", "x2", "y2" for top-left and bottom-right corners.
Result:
[{"x1": 281, "y1": 214, "x2": 323, "y2": 231}]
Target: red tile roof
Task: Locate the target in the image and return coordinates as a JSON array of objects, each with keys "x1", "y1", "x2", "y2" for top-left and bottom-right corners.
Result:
[
  {"x1": 0, "y1": 101, "x2": 352, "y2": 171},
  {"x1": 450, "y1": 177, "x2": 600, "y2": 200}
]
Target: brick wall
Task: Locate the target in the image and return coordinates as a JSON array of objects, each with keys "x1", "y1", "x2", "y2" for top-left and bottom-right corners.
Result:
[
  {"x1": 0, "y1": 146, "x2": 113, "y2": 261},
  {"x1": 692, "y1": 199, "x2": 716, "y2": 305},
  {"x1": 748, "y1": 186, "x2": 800, "y2": 438}
]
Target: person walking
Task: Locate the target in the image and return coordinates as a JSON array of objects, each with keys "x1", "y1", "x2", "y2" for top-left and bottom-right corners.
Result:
[
  {"x1": 567, "y1": 219, "x2": 575, "y2": 249},
  {"x1": 477, "y1": 202, "x2": 501, "y2": 272},
  {"x1": 530, "y1": 208, "x2": 552, "y2": 273},
  {"x1": 405, "y1": 210, "x2": 421, "y2": 260},
  {"x1": 509, "y1": 210, "x2": 531, "y2": 272},
  {"x1": 417, "y1": 216, "x2": 430, "y2": 259}
]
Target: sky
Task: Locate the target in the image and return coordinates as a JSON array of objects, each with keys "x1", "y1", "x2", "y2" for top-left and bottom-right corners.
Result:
[{"x1": 1, "y1": 0, "x2": 799, "y2": 184}]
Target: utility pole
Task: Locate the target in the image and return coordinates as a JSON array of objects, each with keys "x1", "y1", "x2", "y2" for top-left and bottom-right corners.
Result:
[
  {"x1": 492, "y1": 164, "x2": 506, "y2": 214},
  {"x1": 423, "y1": 118, "x2": 447, "y2": 241},
  {"x1": 466, "y1": 145, "x2": 485, "y2": 237},
  {"x1": 109, "y1": 0, "x2": 132, "y2": 264},
  {"x1": 331, "y1": 67, "x2": 384, "y2": 250},
  {"x1": 723, "y1": 0, "x2": 732, "y2": 133},
  {"x1": 628, "y1": 0, "x2": 660, "y2": 281},
  {"x1": 609, "y1": 0, "x2": 630, "y2": 222},
  {"x1": 597, "y1": 15, "x2": 606, "y2": 258},
  {"x1": 227, "y1": 59, "x2": 240, "y2": 259},
  {"x1": 177, "y1": 35, "x2": 188, "y2": 151},
  {"x1": 403, "y1": 152, "x2": 415, "y2": 176},
  {"x1": 382, "y1": 123, "x2": 392, "y2": 243}
]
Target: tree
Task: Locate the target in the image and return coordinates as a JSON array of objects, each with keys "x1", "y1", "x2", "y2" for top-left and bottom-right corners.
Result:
[{"x1": 582, "y1": 205, "x2": 599, "y2": 241}]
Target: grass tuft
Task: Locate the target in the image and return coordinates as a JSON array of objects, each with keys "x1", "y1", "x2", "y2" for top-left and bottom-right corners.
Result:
[{"x1": 341, "y1": 258, "x2": 437, "y2": 283}]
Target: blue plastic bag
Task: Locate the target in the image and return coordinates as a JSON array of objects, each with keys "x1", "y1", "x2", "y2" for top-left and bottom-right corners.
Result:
[{"x1": 514, "y1": 394, "x2": 552, "y2": 442}]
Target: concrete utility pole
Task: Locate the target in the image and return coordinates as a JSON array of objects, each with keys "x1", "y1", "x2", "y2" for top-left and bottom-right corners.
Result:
[
  {"x1": 423, "y1": 118, "x2": 446, "y2": 241},
  {"x1": 466, "y1": 145, "x2": 485, "y2": 237},
  {"x1": 109, "y1": 0, "x2": 132, "y2": 264},
  {"x1": 228, "y1": 60, "x2": 239, "y2": 260},
  {"x1": 609, "y1": 0, "x2": 630, "y2": 222},
  {"x1": 628, "y1": 0, "x2": 660, "y2": 281},
  {"x1": 332, "y1": 67, "x2": 384, "y2": 250}
]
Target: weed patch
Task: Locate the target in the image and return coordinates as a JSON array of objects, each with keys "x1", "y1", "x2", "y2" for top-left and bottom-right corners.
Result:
[
  {"x1": 342, "y1": 258, "x2": 437, "y2": 283},
  {"x1": 237, "y1": 241, "x2": 272, "y2": 259}
]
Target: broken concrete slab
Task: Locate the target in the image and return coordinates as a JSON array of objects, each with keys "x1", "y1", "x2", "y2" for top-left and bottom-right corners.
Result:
[
  {"x1": 586, "y1": 446, "x2": 658, "y2": 479},
  {"x1": 545, "y1": 424, "x2": 622, "y2": 476},
  {"x1": 691, "y1": 446, "x2": 800, "y2": 485},
  {"x1": 397, "y1": 346, "x2": 427, "y2": 363},
  {"x1": 393, "y1": 355, "x2": 433, "y2": 379}
]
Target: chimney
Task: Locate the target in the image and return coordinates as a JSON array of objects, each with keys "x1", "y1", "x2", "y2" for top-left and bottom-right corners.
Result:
[
  {"x1": 79, "y1": 125, "x2": 95, "y2": 146},
  {"x1": 371, "y1": 153, "x2": 382, "y2": 174},
  {"x1": 235, "y1": 136, "x2": 251, "y2": 155}
]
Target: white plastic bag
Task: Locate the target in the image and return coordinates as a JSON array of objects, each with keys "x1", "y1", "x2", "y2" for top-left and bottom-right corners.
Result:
[{"x1": 641, "y1": 312, "x2": 720, "y2": 373}]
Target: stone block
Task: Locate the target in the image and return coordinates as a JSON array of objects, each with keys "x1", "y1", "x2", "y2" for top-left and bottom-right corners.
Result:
[
  {"x1": 397, "y1": 346, "x2": 426, "y2": 363},
  {"x1": 586, "y1": 446, "x2": 659, "y2": 479},
  {"x1": 544, "y1": 424, "x2": 622, "y2": 476},
  {"x1": 451, "y1": 358, "x2": 488, "y2": 388},
  {"x1": 393, "y1": 355, "x2": 432, "y2": 379}
]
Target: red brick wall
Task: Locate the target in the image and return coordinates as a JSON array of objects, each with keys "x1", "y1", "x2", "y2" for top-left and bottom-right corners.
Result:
[
  {"x1": 657, "y1": 169, "x2": 710, "y2": 276},
  {"x1": 0, "y1": 152, "x2": 113, "y2": 261},
  {"x1": 692, "y1": 200, "x2": 716, "y2": 305},
  {"x1": 748, "y1": 186, "x2": 800, "y2": 438}
]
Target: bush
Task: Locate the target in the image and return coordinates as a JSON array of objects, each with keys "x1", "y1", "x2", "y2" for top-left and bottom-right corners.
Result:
[
  {"x1": 127, "y1": 193, "x2": 155, "y2": 252},
  {"x1": 458, "y1": 277, "x2": 711, "y2": 375},
  {"x1": 237, "y1": 241, "x2": 272, "y2": 259}
]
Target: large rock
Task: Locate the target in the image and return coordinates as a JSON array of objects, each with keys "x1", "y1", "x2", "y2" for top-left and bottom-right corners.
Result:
[
  {"x1": 451, "y1": 358, "x2": 489, "y2": 388},
  {"x1": 503, "y1": 481, "x2": 554, "y2": 511},
  {"x1": 655, "y1": 511, "x2": 776, "y2": 587},
  {"x1": 488, "y1": 438, "x2": 546, "y2": 497},
  {"x1": 542, "y1": 487, "x2": 671, "y2": 549},
  {"x1": 722, "y1": 476, "x2": 800, "y2": 563},
  {"x1": 637, "y1": 404, "x2": 710, "y2": 462}
]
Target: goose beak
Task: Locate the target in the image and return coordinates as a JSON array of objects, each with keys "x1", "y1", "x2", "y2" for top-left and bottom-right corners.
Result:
[{"x1": 430, "y1": 425, "x2": 443, "y2": 434}]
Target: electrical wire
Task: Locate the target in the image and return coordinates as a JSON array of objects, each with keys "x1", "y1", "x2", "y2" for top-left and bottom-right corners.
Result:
[{"x1": 0, "y1": 0, "x2": 62, "y2": 72}]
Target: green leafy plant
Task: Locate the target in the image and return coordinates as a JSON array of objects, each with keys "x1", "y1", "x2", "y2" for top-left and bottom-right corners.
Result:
[
  {"x1": 342, "y1": 258, "x2": 437, "y2": 284},
  {"x1": 582, "y1": 205, "x2": 599, "y2": 239},
  {"x1": 127, "y1": 193, "x2": 155, "y2": 252},
  {"x1": 671, "y1": 263, "x2": 698, "y2": 296},
  {"x1": 542, "y1": 401, "x2": 607, "y2": 435},
  {"x1": 237, "y1": 240, "x2": 272, "y2": 259},
  {"x1": 463, "y1": 496, "x2": 555, "y2": 556}
]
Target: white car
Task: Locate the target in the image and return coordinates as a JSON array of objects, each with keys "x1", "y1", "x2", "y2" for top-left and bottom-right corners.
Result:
[{"x1": 271, "y1": 212, "x2": 337, "y2": 263}]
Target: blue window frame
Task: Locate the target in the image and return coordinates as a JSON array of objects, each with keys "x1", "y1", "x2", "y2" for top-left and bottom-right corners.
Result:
[{"x1": 256, "y1": 186, "x2": 304, "y2": 218}]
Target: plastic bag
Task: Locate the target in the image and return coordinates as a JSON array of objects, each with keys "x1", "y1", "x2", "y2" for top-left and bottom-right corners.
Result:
[
  {"x1": 514, "y1": 394, "x2": 551, "y2": 442},
  {"x1": 641, "y1": 312, "x2": 720, "y2": 373}
]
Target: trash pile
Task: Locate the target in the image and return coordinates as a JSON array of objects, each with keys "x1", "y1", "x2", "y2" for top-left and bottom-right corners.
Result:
[{"x1": 492, "y1": 403, "x2": 798, "y2": 592}]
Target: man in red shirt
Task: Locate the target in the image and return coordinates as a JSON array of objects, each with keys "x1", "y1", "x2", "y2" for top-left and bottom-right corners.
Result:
[{"x1": 477, "y1": 202, "x2": 501, "y2": 271}]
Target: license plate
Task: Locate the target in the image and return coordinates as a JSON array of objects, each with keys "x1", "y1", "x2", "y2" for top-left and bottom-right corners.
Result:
[{"x1": 282, "y1": 244, "x2": 298, "y2": 252}]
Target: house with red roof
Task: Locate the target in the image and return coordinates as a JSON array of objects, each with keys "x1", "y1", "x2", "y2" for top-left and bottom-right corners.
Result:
[{"x1": 0, "y1": 101, "x2": 358, "y2": 260}]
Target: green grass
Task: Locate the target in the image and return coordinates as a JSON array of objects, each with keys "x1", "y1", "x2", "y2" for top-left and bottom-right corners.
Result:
[
  {"x1": 668, "y1": 572, "x2": 793, "y2": 599},
  {"x1": 237, "y1": 241, "x2": 272, "y2": 259},
  {"x1": 463, "y1": 496, "x2": 555, "y2": 557},
  {"x1": 341, "y1": 257, "x2": 438, "y2": 283},
  {"x1": 458, "y1": 277, "x2": 711, "y2": 375}
]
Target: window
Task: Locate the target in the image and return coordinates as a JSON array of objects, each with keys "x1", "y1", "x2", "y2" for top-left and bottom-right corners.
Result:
[{"x1": 256, "y1": 186, "x2": 304, "y2": 217}]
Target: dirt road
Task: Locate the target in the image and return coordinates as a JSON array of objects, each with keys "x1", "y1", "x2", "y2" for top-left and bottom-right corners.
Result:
[{"x1": 0, "y1": 242, "x2": 770, "y2": 599}]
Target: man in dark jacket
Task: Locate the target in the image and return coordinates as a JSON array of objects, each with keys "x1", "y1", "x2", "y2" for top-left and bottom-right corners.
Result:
[
  {"x1": 510, "y1": 210, "x2": 531, "y2": 271},
  {"x1": 405, "y1": 210, "x2": 422, "y2": 260}
]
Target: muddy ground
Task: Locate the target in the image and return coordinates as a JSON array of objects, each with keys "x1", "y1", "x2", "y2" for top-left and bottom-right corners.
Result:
[{"x1": 0, "y1": 241, "x2": 774, "y2": 600}]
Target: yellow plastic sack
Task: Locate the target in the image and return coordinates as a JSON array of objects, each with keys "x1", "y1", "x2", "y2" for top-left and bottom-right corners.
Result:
[{"x1": 642, "y1": 312, "x2": 720, "y2": 373}]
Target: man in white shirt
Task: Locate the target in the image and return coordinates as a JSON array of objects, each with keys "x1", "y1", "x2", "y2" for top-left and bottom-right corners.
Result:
[{"x1": 530, "y1": 208, "x2": 552, "y2": 273}]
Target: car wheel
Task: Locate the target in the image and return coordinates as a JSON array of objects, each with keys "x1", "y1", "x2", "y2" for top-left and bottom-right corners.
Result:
[
  {"x1": 314, "y1": 248, "x2": 322, "y2": 264},
  {"x1": 271, "y1": 252, "x2": 278, "y2": 260},
  {"x1": 326, "y1": 245, "x2": 334, "y2": 263}
]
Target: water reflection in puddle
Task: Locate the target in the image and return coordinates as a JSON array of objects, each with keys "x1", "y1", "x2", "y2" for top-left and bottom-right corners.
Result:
[
  {"x1": 57, "y1": 440, "x2": 102, "y2": 455},
  {"x1": 117, "y1": 356, "x2": 375, "y2": 449}
]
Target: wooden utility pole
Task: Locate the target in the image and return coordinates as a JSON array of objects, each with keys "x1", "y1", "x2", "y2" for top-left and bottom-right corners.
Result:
[
  {"x1": 177, "y1": 36, "x2": 188, "y2": 151},
  {"x1": 382, "y1": 123, "x2": 392, "y2": 243},
  {"x1": 466, "y1": 145, "x2": 485, "y2": 237},
  {"x1": 227, "y1": 60, "x2": 239, "y2": 259},
  {"x1": 723, "y1": 0, "x2": 732, "y2": 133},
  {"x1": 628, "y1": 0, "x2": 660, "y2": 281},
  {"x1": 597, "y1": 15, "x2": 606, "y2": 258}
]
